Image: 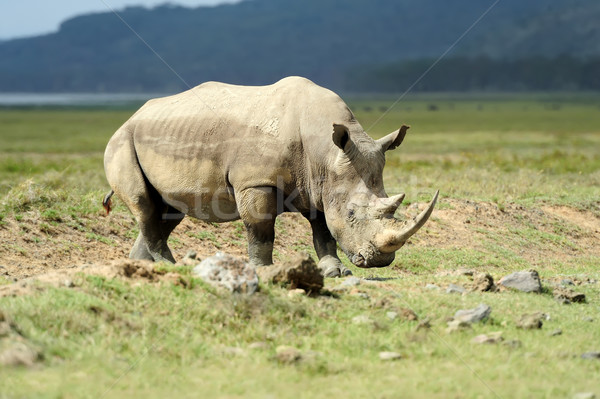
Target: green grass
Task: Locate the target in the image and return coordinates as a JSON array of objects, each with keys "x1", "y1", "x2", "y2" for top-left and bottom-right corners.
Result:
[{"x1": 1, "y1": 94, "x2": 599, "y2": 398}]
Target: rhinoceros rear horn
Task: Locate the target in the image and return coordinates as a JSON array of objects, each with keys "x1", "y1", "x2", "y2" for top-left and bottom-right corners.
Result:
[
  {"x1": 375, "y1": 190, "x2": 439, "y2": 253},
  {"x1": 373, "y1": 193, "x2": 405, "y2": 216}
]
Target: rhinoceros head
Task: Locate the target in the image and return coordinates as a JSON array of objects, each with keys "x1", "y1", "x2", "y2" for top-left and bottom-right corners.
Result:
[{"x1": 322, "y1": 123, "x2": 438, "y2": 268}]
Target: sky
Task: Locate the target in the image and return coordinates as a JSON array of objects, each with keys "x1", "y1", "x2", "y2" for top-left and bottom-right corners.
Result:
[{"x1": 0, "y1": 0, "x2": 239, "y2": 40}]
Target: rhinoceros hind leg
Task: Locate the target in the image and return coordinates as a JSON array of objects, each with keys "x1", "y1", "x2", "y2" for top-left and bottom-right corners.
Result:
[
  {"x1": 305, "y1": 211, "x2": 352, "y2": 278},
  {"x1": 130, "y1": 205, "x2": 184, "y2": 262},
  {"x1": 130, "y1": 234, "x2": 153, "y2": 260}
]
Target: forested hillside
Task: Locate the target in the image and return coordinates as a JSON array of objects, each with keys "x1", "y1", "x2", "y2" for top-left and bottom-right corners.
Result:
[{"x1": 0, "y1": 0, "x2": 598, "y2": 92}]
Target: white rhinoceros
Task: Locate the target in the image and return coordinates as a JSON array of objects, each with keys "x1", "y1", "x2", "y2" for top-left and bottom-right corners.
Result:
[{"x1": 103, "y1": 76, "x2": 438, "y2": 277}]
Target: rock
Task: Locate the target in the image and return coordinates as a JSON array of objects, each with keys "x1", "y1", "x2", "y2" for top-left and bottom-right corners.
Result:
[
  {"x1": 340, "y1": 276, "x2": 361, "y2": 287},
  {"x1": 503, "y1": 339, "x2": 522, "y2": 348},
  {"x1": 386, "y1": 311, "x2": 398, "y2": 320},
  {"x1": 180, "y1": 250, "x2": 199, "y2": 266},
  {"x1": 192, "y1": 252, "x2": 259, "y2": 294},
  {"x1": 498, "y1": 270, "x2": 542, "y2": 293},
  {"x1": 399, "y1": 308, "x2": 419, "y2": 321},
  {"x1": 221, "y1": 346, "x2": 246, "y2": 357},
  {"x1": 0, "y1": 341, "x2": 41, "y2": 367},
  {"x1": 454, "y1": 304, "x2": 491, "y2": 324},
  {"x1": 549, "y1": 329, "x2": 563, "y2": 336},
  {"x1": 560, "y1": 279, "x2": 575, "y2": 286},
  {"x1": 554, "y1": 287, "x2": 586, "y2": 304},
  {"x1": 446, "y1": 283, "x2": 466, "y2": 294},
  {"x1": 255, "y1": 253, "x2": 323, "y2": 292},
  {"x1": 63, "y1": 279, "x2": 75, "y2": 288},
  {"x1": 379, "y1": 351, "x2": 402, "y2": 361},
  {"x1": 351, "y1": 291, "x2": 370, "y2": 300},
  {"x1": 416, "y1": 318, "x2": 431, "y2": 330},
  {"x1": 446, "y1": 319, "x2": 471, "y2": 333},
  {"x1": 471, "y1": 331, "x2": 503, "y2": 344},
  {"x1": 248, "y1": 341, "x2": 269, "y2": 350},
  {"x1": 455, "y1": 268, "x2": 474, "y2": 276},
  {"x1": 573, "y1": 393, "x2": 596, "y2": 399},
  {"x1": 372, "y1": 296, "x2": 394, "y2": 309},
  {"x1": 275, "y1": 346, "x2": 302, "y2": 364},
  {"x1": 583, "y1": 317, "x2": 594, "y2": 323},
  {"x1": 184, "y1": 250, "x2": 197, "y2": 260},
  {"x1": 516, "y1": 313, "x2": 544, "y2": 329},
  {"x1": 472, "y1": 273, "x2": 495, "y2": 292},
  {"x1": 581, "y1": 351, "x2": 600, "y2": 360},
  {"x1": 425, "y1": 284, "x2": 440, "y2": 290},
  {"x1": 352, "y1": 315, "x2": 374, "y2": 325}
]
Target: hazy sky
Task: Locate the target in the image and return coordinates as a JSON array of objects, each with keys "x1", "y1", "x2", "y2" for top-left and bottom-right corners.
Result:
[{"x1": 0, "y1": 0, "x2": 239, "y2": 40}]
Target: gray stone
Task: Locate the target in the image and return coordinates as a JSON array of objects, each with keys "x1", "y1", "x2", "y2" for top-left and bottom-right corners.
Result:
[
  {"x1": 516, "y1": 313, "x2": 544, "y2": 329},
  {"x1": 454, "y1": 304, "x2": 492, "y2": 324},
  {"x1": 573, "y1": 393, "x2": 596, "y2": 399},
  {"x1": 425, "y1": 284, "x2": 440, "y2": 291},
  {"x1": 379, "y1": 351, "x2": 402, "y2": 361},
  {"x1": 561, "y1": 279, "x2": 575, "y2": 286},
  {"x1": 192, "y1": 252, "x2": 259, "y2": 294},
  {"x1": 581, "y1": 351, "x2": 600, "y2": 360},
  {"x1": 184, "y1": 250, "x2": 197, "y2": 260},
  {"x1": 0, "y1": 341, "x2": 41, "y2": 367},
  {"x1": 386, "y1": 311, "x2": 398, "y2": 320},
  {"x1": 248, "y1": 341, "x2": 269, "y2": 350},
  {"x1": 275, "y1": 346, "x2": 302, "y2": 364},
  {"x1": 446, "y1": 319, "x2": 471, "y2": 333},
  {"x1": 455, "y1": 268, "x2": 474, "y2": 276},
  {"x1": 554, "y1": 287, "x2": 586, "y2": 304},
  {"x1": 471, "y1": 331, "x2": 503, "y2": 344},
  {"x1": 340, "y1": 276, "x2": 362, "y2": 287},
  {"x1": 549, "y1": 329, "x2": 563, "y2": 336},
  {"x1": 499, "y1": 270, "x2": 542, "y2": 293},
  {"x1": 446, "y1": 283, "x2": 466, "y2": 294}
]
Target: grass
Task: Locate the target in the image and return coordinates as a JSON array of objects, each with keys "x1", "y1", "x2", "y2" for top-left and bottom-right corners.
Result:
[{"x1": 0, "y1": 94, "x2": 599, "y2": 398}]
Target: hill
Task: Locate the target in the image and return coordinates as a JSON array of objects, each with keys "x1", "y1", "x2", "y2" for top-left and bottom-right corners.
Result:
[{"x1": 0, "y1": 0, "x2": 599, "y2": 92}]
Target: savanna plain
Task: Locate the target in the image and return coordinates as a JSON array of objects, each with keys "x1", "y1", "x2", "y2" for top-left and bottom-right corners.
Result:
[{"x1": 0, "y1": 93, "x2": 599, "y2": 398}]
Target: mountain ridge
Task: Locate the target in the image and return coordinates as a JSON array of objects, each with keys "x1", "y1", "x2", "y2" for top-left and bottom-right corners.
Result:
[{"x1": 1, "y1": 0, "x2": 598, "y2": 92}]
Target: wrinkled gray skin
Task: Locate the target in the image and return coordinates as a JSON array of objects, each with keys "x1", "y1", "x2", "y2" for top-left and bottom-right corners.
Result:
[{"x1": 104, "y1": 77, "x2": 438, "y2": 277}]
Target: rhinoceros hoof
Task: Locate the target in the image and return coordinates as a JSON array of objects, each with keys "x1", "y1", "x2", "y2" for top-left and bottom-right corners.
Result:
[{"x1": 319, "y1": 258, "x2": 352, "y2": 278}]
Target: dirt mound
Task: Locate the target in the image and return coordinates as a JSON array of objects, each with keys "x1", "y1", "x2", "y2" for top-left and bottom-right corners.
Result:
[{"x1": 1, "y1": 199, "x2": 598, "y2": 285}]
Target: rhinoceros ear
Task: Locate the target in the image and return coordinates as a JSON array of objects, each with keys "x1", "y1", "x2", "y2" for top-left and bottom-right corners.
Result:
[
  {"x1": 377, "y1": 125, "x2": 409, "y2": 152},
  {"x1": 332, "y1": 123, "x2": 350, "y2": 150}
]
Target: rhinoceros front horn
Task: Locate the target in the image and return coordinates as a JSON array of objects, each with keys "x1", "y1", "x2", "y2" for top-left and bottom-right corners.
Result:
[{"x1": 375, "y1": 190, "x2": 439, "y2": 253}]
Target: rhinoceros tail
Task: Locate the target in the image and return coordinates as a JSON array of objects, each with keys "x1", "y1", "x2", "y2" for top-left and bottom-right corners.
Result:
[{"x1": 102, "y1": 190, "x2": 114, "y2": 215}]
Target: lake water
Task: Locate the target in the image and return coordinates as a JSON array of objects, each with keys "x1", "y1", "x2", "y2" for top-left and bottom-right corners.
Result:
[{"x1": 0, "y1": 93, "x2": 170, "y2": 107}]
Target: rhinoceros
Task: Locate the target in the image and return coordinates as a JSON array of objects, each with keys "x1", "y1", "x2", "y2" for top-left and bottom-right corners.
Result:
[{"x1": 103, "y1": 76, "x2": 438, "y2": 277}]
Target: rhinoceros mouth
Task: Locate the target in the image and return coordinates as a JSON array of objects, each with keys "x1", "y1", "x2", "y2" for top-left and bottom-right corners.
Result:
[{"x1": 349, "y1": 250, "x2": 395, "y2": 268}]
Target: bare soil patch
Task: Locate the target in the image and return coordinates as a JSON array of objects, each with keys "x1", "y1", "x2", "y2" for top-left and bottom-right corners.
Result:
[{"x1": 1, "y1": 199, "x2": 598, "y2": 284}]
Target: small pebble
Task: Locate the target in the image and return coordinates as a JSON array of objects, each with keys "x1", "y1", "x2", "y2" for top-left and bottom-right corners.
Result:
[
  {"x1": 386, "y1": 311, "x2": 398, "y2": 320},
  {"x1": 549, "y1": 329, "x2": 563, "y2": 337},
  {"x1": 425, "y1": 284, "x2": 439, "y2": 291},
  {"x1": 446, "y1": 283, "x2": 465, "y2": 294},
  {"x1": 581, "y1": 351, "x2": 600, "y2": 360}
]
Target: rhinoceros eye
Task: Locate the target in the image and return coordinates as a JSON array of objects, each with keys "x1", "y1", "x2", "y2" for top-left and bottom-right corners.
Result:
[{"x1": 347, "y1": 209, "x2": 355, "y2": 219}]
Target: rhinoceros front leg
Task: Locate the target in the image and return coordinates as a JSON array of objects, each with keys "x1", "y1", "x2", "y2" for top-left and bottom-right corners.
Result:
[
  {"x1": 305, "y1": 211, "x2": 352, "y2": 278},
  {"x1": 237, "y1": 187, "x2": 277, "y2": 267}
]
